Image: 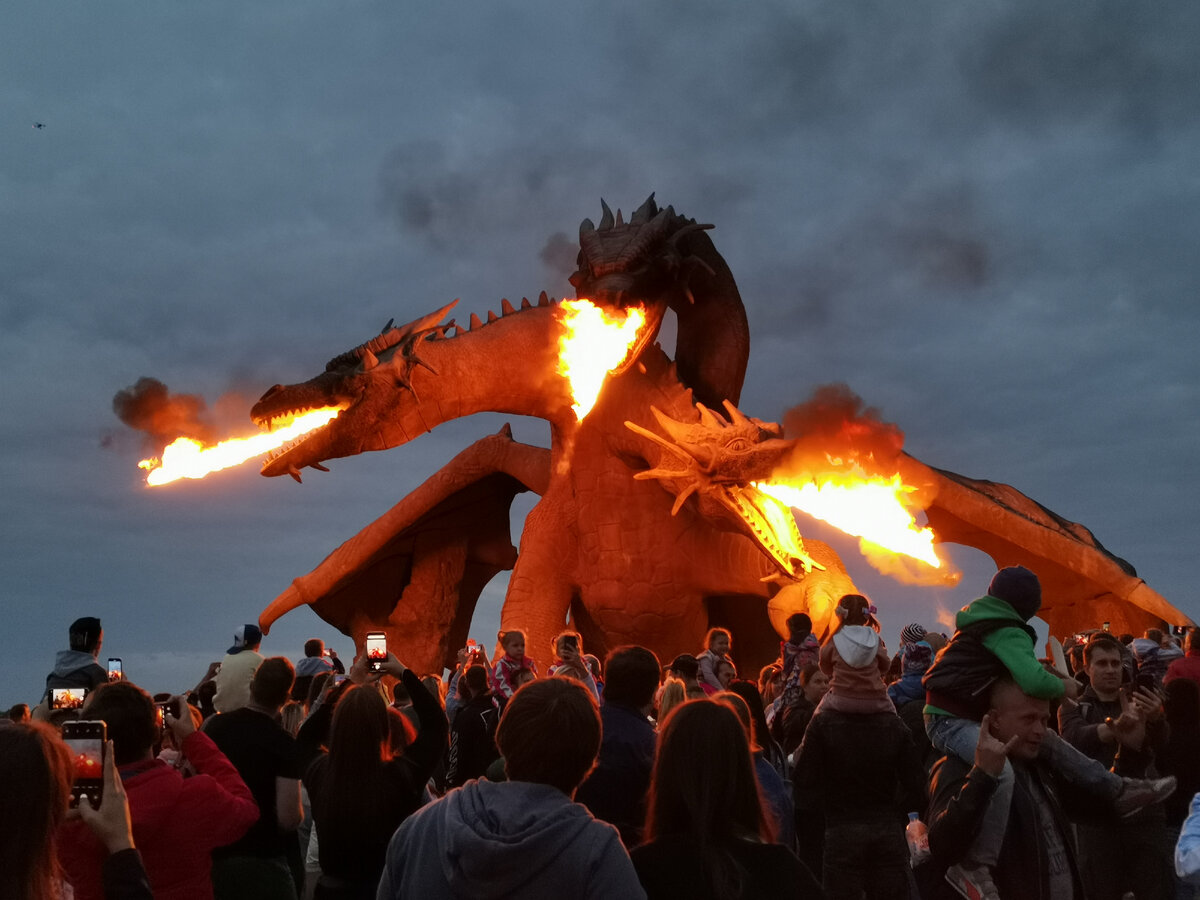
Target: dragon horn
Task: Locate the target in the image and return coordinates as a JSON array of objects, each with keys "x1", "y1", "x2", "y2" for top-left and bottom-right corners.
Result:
[
  {"x1": 650, "y1": 405, "x2": 703, "y2": 444},
  {"x1": 721, "y1": 400, "x2": 752, "y2": 428},
  {"x1": 580, "y1": 217, "x2": 595, "y2": 237},
  {"x1": 695, "y1": 402, "x2": 726, "y2": 429},
  {"x1": 670, "y1": 482, "x2": 698, "y2": 517},
  {"x1": 599, "y1": 199, "x2": 614, "y2": 230},
  {"x1": 399, "y1": 299, "x2": 460, "y2": 337},
  {"x1": 624, "y1": 420, "x2": 693, "y2": 464},
  {"x1": 631, "y1": 193, "x2": 658, "y2": 224}
]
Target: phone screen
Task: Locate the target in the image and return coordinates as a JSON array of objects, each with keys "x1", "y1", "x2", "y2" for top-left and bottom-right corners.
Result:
[
  {"x1": 366, "y1": 632, "x2": 387, "y2": 673},
  {"x1": 62, "y1": 721, "x2": 106, "y2": 807},
  {"x1": 50, "y1": 687, "x2": 88, "y2": 710},
  {"x1": 107, "y1": 658, "x2": 123, "y2": 682}
]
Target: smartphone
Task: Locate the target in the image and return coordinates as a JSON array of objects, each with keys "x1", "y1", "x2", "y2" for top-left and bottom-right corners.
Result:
[
  {"x1": 50, "y1": 687, "x2": 88, "y2": 710},
  {"x1": 62, "y1": 720, "x2": 106, "y2": 808},
  {"x1": 1102, "y1": 622, "x2": 1111, "y2": 633},
  {"x1": 366, "y1": 632, "x2": 387, "y2": 673},
  {"x1": 1172, "y1": 625, "x2": 1188, "y2": 637},
  {"x1": 155, "y1": 698, "x2": 181, "y2": 730},
  {"x1": 107, "y1": 658, "x2": 123, "y2": 682},
  {"x1": 1135, "y1": 672, "x2": 1157, "y2": 693}
]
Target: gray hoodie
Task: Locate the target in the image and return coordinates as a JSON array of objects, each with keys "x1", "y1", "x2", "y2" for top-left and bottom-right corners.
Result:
[
  {"x1": 45, "y1": 650, "x2": 107, "y2": 695},
  {"x1": 377, "y1": 780, "x2": 646, "y2": 900}
]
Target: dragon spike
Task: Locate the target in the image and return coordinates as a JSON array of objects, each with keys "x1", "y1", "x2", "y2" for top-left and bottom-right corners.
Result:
[
  {"x1": 580, "y1": 217, "x2": 595, "y2": 237},
  {"x1": 381, "y1": 318, "x2": 394, "y2": 333},
  {"x1": 599, "y1": 199, "x2": 614, "y2": 230},
  {"x1": 501, "y1": 298, "x2": 515, "y2": 315},
  {"x1": 287, "y1": 464, "x2": 303, "y2": 484},
  {"x1": 487, "y1": 310, "x2": 499, "y2": 323},
  {"x1": 409, "y1": 349, "x2": 439, "y2": 376},
  {"x1": 631, "y1": 193, "x2": 658, "y2": 224},
  {"x1": 667, "y1": 221, "x2": 716, "y2": 250},
  {"x1": 538, "y1": 291, "x2": 550, "y2": 307},
  {"x1": 624, "y1": 420, "x2": 694, "y2": 464},
  {"x1": 498, "y1": 422, "x2": 513, "y2": 438},
  {"x1": 399, "y1": 299, "x2": 460, "y2": 338},
  {"x1": 670, "y1": 482, "x2": 698, "y2": 516},
  {"x1": 469, "y1": 313, "x2": 483, "y2": 330},
  {"x1": 520, "y1": 297, "x2": 532, "y2": 309},
  {"x1": 695, "y1": 402, "x2": 725, "y2": 429},
  {"x1": 359, "y1": 348, "x2": 379, "y2": 371},
  {"x1": 615, "y1": 208, "x2": 624, "y2": 227},
  {"x1": 311, "y1": 462, "x2": 330, "y2": 472},
  {"x1": 650, "y1": 405, "x2": 701, "y2": 444},
  {"x1": 722, "y1": 400, "x2": 752, "y2": 429}
]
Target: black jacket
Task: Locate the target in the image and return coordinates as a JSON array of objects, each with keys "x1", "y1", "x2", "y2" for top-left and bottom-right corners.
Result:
[
  {"x1": 925, "y1": 753, "x2": 1107, "y2": 900},
  {"x1": 445, "y1": 691, "x2": 500, "y2": 788}
]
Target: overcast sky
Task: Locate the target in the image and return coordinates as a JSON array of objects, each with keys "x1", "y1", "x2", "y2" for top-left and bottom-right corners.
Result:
[{"x1": 3, "y1": 2, "x2": 1198, "y2": 706}]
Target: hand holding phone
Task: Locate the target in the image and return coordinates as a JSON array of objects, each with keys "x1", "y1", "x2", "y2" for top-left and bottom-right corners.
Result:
[
  {"x1": 107, "y1": 658, "x2": 123, "y2": 682},
  {"x1": 51, "y1": 687, "x2": 89, "y2": 710},
  {"x1": 62, "y1": 720, "x2": 107, "y2": 809},
  {"x1": 75, "y1": 739, "x2": 135, "y2": 853},
  {"x1": 366, "y1": 632, "x2": 387, "y2": 674}
]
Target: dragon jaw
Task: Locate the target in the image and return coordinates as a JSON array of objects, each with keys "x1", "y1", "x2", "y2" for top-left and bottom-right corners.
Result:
[{"x1": 626, "y1": 402, "x2": 821, "y2": 579}]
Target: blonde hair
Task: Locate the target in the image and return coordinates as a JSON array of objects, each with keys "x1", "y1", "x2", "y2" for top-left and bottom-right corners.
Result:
[{"x1": 657, "y1": 677, "x2": 687, "y2": 725}]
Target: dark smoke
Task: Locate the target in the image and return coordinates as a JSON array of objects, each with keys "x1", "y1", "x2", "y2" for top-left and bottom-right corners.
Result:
[
  {"x1": 539, "y1": 231, "x2": 578, "y2": 279},
  {"x1": 781, "y1": 383, "x2": 904, "y2": 477},
  {"x1": 112, "y1": 377, "x2": 214, "y2": 450}
]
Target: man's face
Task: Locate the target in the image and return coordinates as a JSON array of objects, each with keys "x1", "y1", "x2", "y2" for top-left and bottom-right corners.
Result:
[
  {"x1": 717, "y1": 662, "x2": 735, "y2": 689},
  {"x1": 1086, "y1": 645, "x2": 1124, "y2": 699},
  {"x1": 989, "y1": 688, "x2": 1050, "y2": 761}
]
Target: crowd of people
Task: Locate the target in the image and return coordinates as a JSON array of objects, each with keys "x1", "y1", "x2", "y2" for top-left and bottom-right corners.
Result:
[{"x1": 5, "y1": 567, "x2": 1200, "y2": 900}]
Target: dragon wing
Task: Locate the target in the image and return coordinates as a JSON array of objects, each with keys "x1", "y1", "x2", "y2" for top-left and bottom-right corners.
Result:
[
  {"x1": 898, "y1": 454, "x2": 1191, "y2": 638},
  {"x1": 259, "y1": 427, "x2": 550, "y2": 673}
]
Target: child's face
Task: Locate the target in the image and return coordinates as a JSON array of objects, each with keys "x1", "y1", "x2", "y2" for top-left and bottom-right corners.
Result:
[
  {"x1": 711, "y1": 634, "x2": 730, "y2": 657},
  {"x1": 556, "y1": 637, "x2": 579, "y2": 662},
  {"x1": 504, "y1": 636, "x2": 525, "y2": 659}
]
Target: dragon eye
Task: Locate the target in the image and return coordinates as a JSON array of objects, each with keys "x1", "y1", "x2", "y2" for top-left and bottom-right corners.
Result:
[{"x1": 724, "y1": 438, "x2": 751, "y2": 452}]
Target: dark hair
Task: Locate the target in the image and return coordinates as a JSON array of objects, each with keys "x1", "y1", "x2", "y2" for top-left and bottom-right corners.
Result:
[
  {"x1": 714, "y1": 691, "x2": 756, "y2": 750},
  {"x1": 727, "y1": 680, "x2": 771, "y2": 751},
  {"x1": 8, "y1": 703, "x2": 30, "y2": 722},
  {"x1": 304, "y1": 639, "x2": 324, "y2": 658},
  {"x1": 602, "y1": 645, "x2": 661, "y2": 709},
  {"x1": 390, "y1": 679, "x2": 411, "y2": 705},
  {"x1": 464, "y1": 664, "x2": 490, "y2": 695},
  {"x1": 313, "y1": 686, "x2": 392, "y2": 833},
  {"x1": 86, "y1": 681, "x2": 157, "y2": 766},
  {"x1": 786, "y1": 613, "x2": 812, "y2": 636},
  {"x1": 0, "y1": 723, "x2": 73, "y2": 900},
  {"x1": 68, "y1": 617, "x2": 102, "y2": 654},
  {"x1": 799, "y1": 663, "x2": 822, "y2": 687},
  {"x1": 197, "y1": 680, "x2": 218, "y2": 718},
  {"x1": 668, "y1": 655, "x2": 700, "y2": 680},
  {"x1": 250, "y1": 657, "x2": 295, "y2": 709},
  {"x1": 306, "y1": 672, "x2": 331, "y2": 711},
  {"x1": 1146, "y1": 628, "x2": 1164, "y2": 644},
  {"x1": 1083, "y1": 632, "x2": 1124, "y2": 665},
  {"x1": 496, "y1": 677, "x2": 601, "y2": 795},
  {"x1": 836, "y1": 594, "x2": 877, "y2": 628},
  {"x1": 644, "y1": 700, "x2": 772, "y2": 896}
]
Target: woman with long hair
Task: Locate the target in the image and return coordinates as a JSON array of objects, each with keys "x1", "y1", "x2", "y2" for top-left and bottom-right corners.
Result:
[
  {"x1": 631, "y1": 700, "x2": 822, "y2": 899},
  {"x1": 302, "y1": 653, "x2": 448, "y2": 900}
]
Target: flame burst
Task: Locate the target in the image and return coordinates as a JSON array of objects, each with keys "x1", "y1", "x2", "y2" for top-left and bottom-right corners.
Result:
[
  {"x1": 557, "y1": 299, "x2": 646, "y2": 419},
  {"x1": 755, "y1": 473, "x2": 942, "y2": 568},
  {"x1": 138, "y1": 407, "x2": 343, "y2": 486}
]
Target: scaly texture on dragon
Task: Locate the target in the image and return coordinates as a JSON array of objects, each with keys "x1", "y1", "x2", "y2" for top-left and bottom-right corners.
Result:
[{"x1": 251, "y1": 196, "x2": 1189, "y2": 674}]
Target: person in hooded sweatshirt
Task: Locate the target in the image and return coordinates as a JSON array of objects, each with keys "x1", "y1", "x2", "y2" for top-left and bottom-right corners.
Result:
[
  {"x1": 377, "y1": 676, "x2": 646, "y2": 900},
  {"x1": 45, "y1": 616, "x2": 108, "y2": 699},
  {"x1": 814, "y1": 594, "x2": 894, "y2": 717}
]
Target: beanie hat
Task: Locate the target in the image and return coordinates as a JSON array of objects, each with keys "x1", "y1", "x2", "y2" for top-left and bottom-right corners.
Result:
[
  {"x1": 69, "y1": 617, "x2": 103, "y2": 653},
  {"x1": 900, "y1": 623, "x2": 927, "y2": 646},
  {"x1": 228, "y1": 624, "x2": 263, "y2": 654},
  {"x1": 902, "y1": 640, "x2": 933, "y2": 676},
  {"x1": 988, "y1": 566, "x2": 1042, "y2": 620}
]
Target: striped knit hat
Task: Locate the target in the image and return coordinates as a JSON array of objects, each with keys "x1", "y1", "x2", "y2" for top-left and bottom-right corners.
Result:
[{"x1": 900, "y1": 623, "x2": 927, "y2": 646}]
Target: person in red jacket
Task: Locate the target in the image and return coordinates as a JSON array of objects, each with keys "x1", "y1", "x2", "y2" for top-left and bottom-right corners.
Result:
[
  {"x1": 1164, "y1": 628, "x2": 1200, "y2": 689},
  {"x1": 57, "y1": 681, "x2": 259, "y2": 900}
]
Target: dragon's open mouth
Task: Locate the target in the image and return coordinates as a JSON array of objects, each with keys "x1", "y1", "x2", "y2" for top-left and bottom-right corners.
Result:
[{"x1": 719, "y1": 484, "x2": 821, "y2": 578}]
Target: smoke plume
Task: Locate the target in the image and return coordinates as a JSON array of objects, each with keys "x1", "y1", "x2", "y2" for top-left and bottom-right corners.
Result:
[
  {"x1": 112, "y1": 377, "x2": 215, "y2": 451},
  {"x1": 780, "y1": 383, "x2": 905, "y2": 477}
]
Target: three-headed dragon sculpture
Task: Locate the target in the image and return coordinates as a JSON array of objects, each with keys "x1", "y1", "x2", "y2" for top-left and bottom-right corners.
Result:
[{"x1": 250, "y1": 196, "x2": 1188, "y2": 674}]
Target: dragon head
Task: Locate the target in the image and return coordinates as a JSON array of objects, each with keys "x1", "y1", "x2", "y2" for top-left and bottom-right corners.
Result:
[
  {"x1": 251, "y1": 300, "x2": 460, "y2": 479},
  {"x1": 626, "y1": 402, "x2": 821, "y2": 580},
  {"x1": 570, "y1": 194, "x2": 716, "y2": 377}
]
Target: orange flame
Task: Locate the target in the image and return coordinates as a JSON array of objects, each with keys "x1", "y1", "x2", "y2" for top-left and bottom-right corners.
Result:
[
  {"x1": 557, "y1": 299, "x2": 646, "y2": 419},
  {"x1": 138, "y1": 407, "x2": 344, "y2": 486},
  {"x1": 755, "y1": 473, "x2": 942, "y2": 568}
]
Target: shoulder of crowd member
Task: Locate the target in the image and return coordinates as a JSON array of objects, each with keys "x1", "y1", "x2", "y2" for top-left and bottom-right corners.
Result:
[{"x1": 926, "y1": 753, "x2": 999, "y2": 867}]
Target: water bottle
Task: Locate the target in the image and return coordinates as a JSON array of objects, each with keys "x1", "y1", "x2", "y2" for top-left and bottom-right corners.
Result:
[{"x1": 905, "y1": 811, "x2": 930, "y2": 866}]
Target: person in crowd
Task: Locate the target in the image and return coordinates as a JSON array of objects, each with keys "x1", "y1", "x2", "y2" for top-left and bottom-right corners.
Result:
[
  {"x1": 302, "y1": 651, "x2": 447, "y2": 900},
  {"x1": 794, "y1": 656, "x2": 924, "y2": 899},
  {"x1": 887, "y1": 638, "x2": 933, "y2": 709},
  {"x1": 928, "y1": 678, "x2": 1116, "y2": 900},
  {"x1": 377, "y1": 677, "x2": 646, "y2": 898},
  {"x1": 665, "y1": 653, "x2": 706, "y2": 699},
  {"x1": 3, "y1": 722, "x2": 154, "y2": 900},
  {"x1": 1059, "y1": 631, "x2": 1173, "y2": 899},
  {"x1": 1176, "y1": 792, "x2": 1200, "y2": 890},
  {"x1": 816, "y1": 594, "x2": 892, "y2": 715},
  {"x1": 212, "y1": 624, "x2": 265, "y2": 714},
  {"x1": 290, "y1": 640, "x2": 342, "y2": 703},
  {"x1": 775, "y1": 663, "x2": 829, "y2": 757},
  {"x1": 9, "y1": 702, "x2": 31, "y2": 723},
  {"x1": 715, "y1": 691, "x2": 795, "y2": 848},
  {"x1": 57, "y1": 681, "x2": 258, "y2": 900},
  {"x1": 758, "y1": 663, "x2": 783, "y2": 708},
  {"x1": 1158, "y1": 678, "x2": 1200, "y2": 898},
  {"x1": 576, "y1": 645, "x2": 661, "y2": 847},
  {"x1": 715, "y1": 658, "x2": 737, "y2": 691},
  {"x1": 727, "y1": 679, "x2": 788, "y2": 781},
  {"x1": 547, "y1": 630, "x2": 601, "y2": 698},
  {"x1": 445, "y1": 664, "x2": 500, "y2": 789},
  {"x1": 46, "y1": 616, "x2": 108, "y2": 698},
  {"x1": 584, "y1": 653, "x2": 605, "y2": 694},
  {"x1": 279, "y1": 701, "x2": 304, "y2": 738},
  {"x1": 444, "y1": 642, "x2": 489, "y2": 723},
  {"x1": 697, "y1": 627, "x2": 733, "y2": 694},
  {"x1": 922, "y1": 565, "x2": 1174, "y2": 899},
  {"x1": 1166, "y1": 628, "x2": 1200, "y2": 688},
  {"x1": 204, "y1": 657, "x2": 304, "y2": 900},
  {"x1": 490, "y1": 629, "x2": 537, "y2": 700},
  {"x1": 631, "y1": 700, "x2": 822, "y2": 899},
  {"x1": 655, "y1": 677, "x2": 686, "y2": 726},
  {"x1": 1134, "y1": 628, "x2": 1185, "y2": 685}
]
